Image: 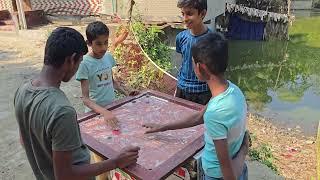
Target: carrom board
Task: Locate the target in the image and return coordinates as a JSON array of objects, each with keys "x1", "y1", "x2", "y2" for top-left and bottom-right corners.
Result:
[{"x1": 78, "y1": 90, "x2": 205, "y2": 180}]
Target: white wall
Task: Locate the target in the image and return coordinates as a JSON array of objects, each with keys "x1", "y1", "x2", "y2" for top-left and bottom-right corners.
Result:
[
  {"x1": 204, "y1": 0, "x2": 226, "y2": 21},
  {"x1": 291, "y1": 0, "x2": 313, "y2": 10},
  {"x1": 116, "y1": 0, "x2": 227, "y2": 23},
  {"x1": 225, "y1": 0, "x2": 236, "y2": 4}
]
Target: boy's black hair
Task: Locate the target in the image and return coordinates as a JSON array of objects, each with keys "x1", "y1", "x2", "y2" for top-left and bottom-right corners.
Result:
[
  {"x1": 44, "y1": 27, "x2": 88, "y2": 68},
  {"x1": 177, "y1": 0, "x2": 207, "y2": 13},
  {"x1": 191, "y1": 32, "x2": 228, "y2": 75},
  {"x1": 86, "y1": 21, "x2": 110, "y2": 43}
]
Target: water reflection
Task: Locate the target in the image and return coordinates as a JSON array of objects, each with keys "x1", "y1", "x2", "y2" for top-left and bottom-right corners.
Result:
[
  {"x1": 164, "y1": 12, "x2": 320, "y2": 135},
  {"x1": 227, "y1": 37, "x2": 319, "y2": 135}
]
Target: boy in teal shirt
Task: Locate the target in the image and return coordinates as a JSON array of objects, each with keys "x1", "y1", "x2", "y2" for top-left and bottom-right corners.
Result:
[
  {"x1": 76, "y1": 21, "x2": 136, "y2": 128},
  {"x1": 76, "y1": 21, "x2": 138, "y2": 180},
  {"x1": 144, "y1": 32, "x2": 248, "y2": 180}
]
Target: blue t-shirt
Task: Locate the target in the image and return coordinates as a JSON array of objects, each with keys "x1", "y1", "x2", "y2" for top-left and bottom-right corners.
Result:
[
  {"x1": 76, "y1": 53, "x2": 116, "y2": 112},
  {"x1": 176, "y1": 29, "x2": 211, "y2": 93},
  {"x1": 202, "y1": 81, "x2": 247, "y2": 178}
]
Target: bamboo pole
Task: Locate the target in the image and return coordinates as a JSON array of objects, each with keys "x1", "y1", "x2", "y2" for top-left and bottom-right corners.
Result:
[
  {"x1": 127, "y1": 0, "x2": 135, "y2": 23},
  {"x1": 287, "y1": 0, "x2": 291, "y2": 15},
  {"x1": 11, "y1": 11, "x2": 19, "y2": 34},
  {"x1": 317, "y1": 122, "x2": 320, "y2": 180},
  {"x1": 16, "y1": 0, "x2": 27, "y2": 29}
]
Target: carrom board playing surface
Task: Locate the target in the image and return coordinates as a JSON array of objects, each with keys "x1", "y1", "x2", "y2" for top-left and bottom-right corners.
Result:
[{"x1": 78, "y1": 90, "x2": 205, "y2": 180}]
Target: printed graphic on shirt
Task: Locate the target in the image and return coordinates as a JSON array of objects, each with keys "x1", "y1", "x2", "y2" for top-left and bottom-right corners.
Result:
[{"x1": 95, "y1": 67, "x2": 112, "y2": 88}]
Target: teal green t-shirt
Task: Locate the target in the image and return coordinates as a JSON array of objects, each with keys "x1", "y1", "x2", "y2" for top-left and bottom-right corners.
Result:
[
  {"x1": 76, "y1": 53, "x2": 116, "y2": 112},
  {"x1": 202, "y1": 81, "x2": 247, "y2": 178}
]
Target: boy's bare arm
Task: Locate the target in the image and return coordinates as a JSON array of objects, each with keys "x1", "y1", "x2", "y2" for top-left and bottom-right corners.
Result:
[
  {"x1": 109, "y1": 29, "x2": 129, "y2": 53},
  {"x1": 80, "y1": 80, "x2": 111, "y2": 115},
  {"x1": 53, "y1": 146, "x2": 139, "y2": 180},
  {"x1": 214, "y1": 139, "x2": 236, "y2": 180},
  {"x1": 143, "y1": 105, "x2": 207, "y2": 133},
  {"x1": 80, "y1": 80, "x2": 118, "y2": 129}
]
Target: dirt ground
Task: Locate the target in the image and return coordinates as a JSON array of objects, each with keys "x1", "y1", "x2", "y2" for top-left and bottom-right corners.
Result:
[
  {"x1": 248, "y1": 114, "x2": 317, "y2": 179},
  {"x1": 0, "y1": 24, "x2": 316, "y2": 180},
  {"x1": 0, "y1": 24, "x2": 88, "y2": 180}
]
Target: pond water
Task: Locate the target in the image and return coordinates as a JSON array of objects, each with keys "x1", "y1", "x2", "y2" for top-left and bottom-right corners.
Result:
[{"x1": 165, "y1": 10, "x2": 320, "y2": 136}]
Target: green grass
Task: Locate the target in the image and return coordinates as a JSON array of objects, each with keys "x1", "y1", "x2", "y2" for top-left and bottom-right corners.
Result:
[{"x1": 249, "y1": 143, "x2": 278, "y2": 173}]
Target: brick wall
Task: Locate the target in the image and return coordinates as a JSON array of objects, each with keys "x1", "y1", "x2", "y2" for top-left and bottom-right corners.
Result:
[
  {"x1": 30, "y1": 0, "x2": 103, "y2": 15},
  {"x1": 0, "y1": 0, "x2": 13, "y2": 11}
]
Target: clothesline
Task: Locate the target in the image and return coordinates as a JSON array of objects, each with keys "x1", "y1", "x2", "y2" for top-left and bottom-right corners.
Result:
[{"x1": 226, "y1": 3, "x2": 289, "y2": 23}]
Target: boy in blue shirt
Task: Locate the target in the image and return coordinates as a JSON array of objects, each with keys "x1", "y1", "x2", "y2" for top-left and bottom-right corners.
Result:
[
  {"x1": 175, "y1": 0, "x2": 212, "y2": 105},
  {"x1": 144, "y1": 32, "x2": 248, "y2": 180}
]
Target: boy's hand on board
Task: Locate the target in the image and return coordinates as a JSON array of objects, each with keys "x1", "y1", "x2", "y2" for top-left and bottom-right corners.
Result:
[
  {"x1": 113, "y1": 146, "x2": 140, "y2": 168},
  {"x1": 142, "y1": 123, "x2": 167, "y2": 134},
  {"x1": 103, "y1": 111, "x2": 119, "y2": 130}
]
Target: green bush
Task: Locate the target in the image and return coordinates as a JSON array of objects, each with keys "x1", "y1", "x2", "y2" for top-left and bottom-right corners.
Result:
[
  {"x1": 132, "y1": 22, "x2": 172, "y2": 71},
  {"x1": 249, "y1": 143, "x2": 278, "y2": 172}
]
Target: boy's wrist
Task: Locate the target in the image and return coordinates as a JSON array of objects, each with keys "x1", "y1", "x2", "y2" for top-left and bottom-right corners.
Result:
[
  {"x1": 105, "y1": 158, "x2": 117, "y2": 170},
  {"x1": 102, "y1": 110, "x2": 113, "y2": 118},
  {"x1": 113, "y1": 41, "x2": 120, "y2": 47}
]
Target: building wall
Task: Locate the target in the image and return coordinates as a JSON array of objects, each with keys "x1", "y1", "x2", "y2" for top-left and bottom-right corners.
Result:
[
  {"x1": 226, "y1": 0, "x2": 236, "y2": 4},
  {"x1": 101, "y1": 0, "x2": 114, "y2": 15},
  {"x1": 114, "y1": 0, "x2": 180, "y2": 21},
  {"x1": 12, "y1": 0, "x2": 227, "y2": 20},
  {"x1": 205, "y1": 0, "x2": 226, "y2": 22},
  {"x1": 137, "y1": 0, "x2": 180, "y2": 20},
  {"x1": 291, "y1": 0, "x2": 313, "y2": 10},
  {"x1": 30, "y1": 0, "x2": 103, "y2": 15},
  {"x1": 116, "y1": 0, "x2": 227, "y2": 22}
]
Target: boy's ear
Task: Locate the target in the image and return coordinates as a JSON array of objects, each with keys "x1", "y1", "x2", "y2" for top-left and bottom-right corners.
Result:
[
  {"x1": 86, "y1": 40, "x2": 92, "y2": 46},
  {"x1": 68, "y1": 53, "x2": 77, "y2": 66},
  {"x1": 199, "y1": 63, "x2": 210, "y2": 80},
  {"x1": 200, "y1": 10, "x2": 207, "y2": 19}
]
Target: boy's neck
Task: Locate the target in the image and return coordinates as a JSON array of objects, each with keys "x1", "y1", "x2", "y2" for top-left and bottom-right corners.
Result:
[
  {"x1": 207, "y1": 76, "x2": 229, "y2": 98},
  {"x1": 32, "y1": 65, "x2": 63, "y2": 88},
  {"x1": 190, "y1": 23, "x2": 207, "y2": 36},
  {"x1": 89, "y1": 51, "x2": 104, "y2": 59}
]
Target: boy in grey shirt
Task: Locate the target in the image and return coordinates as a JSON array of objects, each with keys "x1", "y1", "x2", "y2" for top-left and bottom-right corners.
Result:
[{"x1": 14, "y1": 27, "x2": 139, "y2": 180}]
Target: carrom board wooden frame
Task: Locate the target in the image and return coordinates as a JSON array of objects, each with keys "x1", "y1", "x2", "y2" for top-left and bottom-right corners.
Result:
[{"x1": 78, "y1": 90, "x2": 205, "y2": 180}]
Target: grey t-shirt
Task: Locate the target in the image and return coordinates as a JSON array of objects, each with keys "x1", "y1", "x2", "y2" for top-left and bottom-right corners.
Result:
[{"x1": 14, "y1": 81, "x2": 90, "y2": 180}]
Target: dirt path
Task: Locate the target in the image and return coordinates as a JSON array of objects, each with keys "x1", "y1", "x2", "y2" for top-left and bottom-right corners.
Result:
[
  {"x1": 0, "y1": 24, "x2": 315, "y2": 180},
  {"x1": 0, "y1": 31, "x2": 43, "y2": 180},
  {"x1": 248, "y1": 114, "x2": 317, "y2": 179},
  {"x1": 0, "y1": 25, "x2": 87, "y2": 180}
]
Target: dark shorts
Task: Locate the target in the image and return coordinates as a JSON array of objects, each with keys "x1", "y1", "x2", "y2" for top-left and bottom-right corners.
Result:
[{"x1": 175, "y1": 87, "x2": 211, "y2": 105}]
